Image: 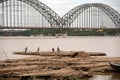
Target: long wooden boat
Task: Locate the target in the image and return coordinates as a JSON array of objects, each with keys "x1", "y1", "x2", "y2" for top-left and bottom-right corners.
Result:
[{"x1": 109, "y1": 62, "x2": 120, "y2": 70}]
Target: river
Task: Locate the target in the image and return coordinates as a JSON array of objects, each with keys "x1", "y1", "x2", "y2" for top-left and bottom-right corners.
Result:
[
  {"x1": 0, "y1": 36, "x2": 120, "y2": 60},
  {"x1": 0, "y1": 36, "x2": 120, "y2": 80}
]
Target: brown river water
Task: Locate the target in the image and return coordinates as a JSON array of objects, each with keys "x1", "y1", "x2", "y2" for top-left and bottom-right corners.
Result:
[{"x1": 0, "y1": 36, "x2": 120, "y2": 80}]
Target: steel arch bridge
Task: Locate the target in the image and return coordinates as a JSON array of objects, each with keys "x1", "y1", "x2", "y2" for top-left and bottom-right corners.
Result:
[
  {"x1": 61, "y1": 3, "x2": 120, "y2": 29},
  {"x1": 0, "y1": 0, "x2": 120, "y2": 29},
  {"x1": 0, "y1": 0, "x2": 61, "y2": 28}
]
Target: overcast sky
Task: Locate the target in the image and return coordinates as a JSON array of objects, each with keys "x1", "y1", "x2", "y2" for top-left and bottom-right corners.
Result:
[{"x1": 38, "y1": 0, "x2": 120, "y2": 16}]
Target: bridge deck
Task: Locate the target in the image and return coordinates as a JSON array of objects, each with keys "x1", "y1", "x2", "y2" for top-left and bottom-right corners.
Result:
[{"x1": 0, "y1": 26, "x2": 119, "y2": 30}]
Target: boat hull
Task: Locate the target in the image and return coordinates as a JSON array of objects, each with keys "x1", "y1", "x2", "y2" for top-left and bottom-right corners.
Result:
[{"x1": 109, "y1": 62, "x2": 120, "y2": 71}]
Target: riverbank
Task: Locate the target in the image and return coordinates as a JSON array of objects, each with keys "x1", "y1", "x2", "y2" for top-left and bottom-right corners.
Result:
[
  {"x1": 1, "y1": 28, "x2": 119, "y2": 36},
  {"x1": 0, "y1": 51, "x2": 120, "y2": 80}
]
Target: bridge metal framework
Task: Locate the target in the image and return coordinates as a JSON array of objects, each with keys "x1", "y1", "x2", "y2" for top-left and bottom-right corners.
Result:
[
  {"x1": 62, "y1": 3, "x2": 120, "y2": 28},
  {"x1": 0, "y1": 0, "x2": 120, "y2": 29},
  {"x1": 0, "y1": 0, "x2": 61, "y2": 27}
]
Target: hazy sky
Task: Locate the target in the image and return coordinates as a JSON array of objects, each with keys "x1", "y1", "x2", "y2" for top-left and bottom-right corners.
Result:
[{"x1": 38, "y1": 0, "x2": 120, "y2": 16}]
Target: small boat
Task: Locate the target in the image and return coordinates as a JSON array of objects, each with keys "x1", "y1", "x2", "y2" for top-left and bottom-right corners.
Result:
[{"x1": 109, "y1": 62, "x2": 120, "y2": 70}]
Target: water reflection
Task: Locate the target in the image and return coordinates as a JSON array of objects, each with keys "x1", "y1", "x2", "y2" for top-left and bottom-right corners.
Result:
[
  {"x1": 0, "y1": 72, "x2": 119, "y2": 80},
  {"x1": 86, "y1": 72, "x2": 120, "y2": 80}
]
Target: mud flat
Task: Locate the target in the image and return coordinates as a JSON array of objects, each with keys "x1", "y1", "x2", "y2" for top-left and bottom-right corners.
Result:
[{"x1": 0, "y1": 51, "x2": 120, "y2": 80}]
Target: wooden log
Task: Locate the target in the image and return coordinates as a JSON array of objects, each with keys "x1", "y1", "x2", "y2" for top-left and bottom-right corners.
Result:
[
  {"x1": 0, "y1": 54, "x2": 120, "y2": 78},
  {"x1": 87, "y1": 52, "x2": 106, "y2": 56},
  {"x1": 13, "y1": 51, "x2": 90, "y2": 58}
]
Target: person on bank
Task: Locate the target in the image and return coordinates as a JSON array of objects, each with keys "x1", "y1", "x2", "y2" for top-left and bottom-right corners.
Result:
[
  {"x1": 57, "y1": 47, "x2": 60, "y2": 52},
  {"x1": 25, "y1": 47, "x2": 28, "y2": 53},
  {"x1": 52, "y1": 48, "x2": 55, "y2": 52},
  {"x1": 37, "y1": 47, "x2": 40, "y2": 52}
]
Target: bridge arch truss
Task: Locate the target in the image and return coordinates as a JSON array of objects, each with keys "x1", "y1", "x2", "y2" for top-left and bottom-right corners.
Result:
[
  {"x1": 0, "y1": 0, "x2": 61, "y2": 28},
  {"x1": 61, "y1": 3, "x2": 120, "y2": 29},
  {"x1": 0, "y1": 1, "x2": 120, "y2": 29}
]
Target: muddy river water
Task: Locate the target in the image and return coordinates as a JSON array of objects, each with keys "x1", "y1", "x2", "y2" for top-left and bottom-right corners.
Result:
[{"x1": 0, "y1": 36, "x2": 120, "y2": 80}]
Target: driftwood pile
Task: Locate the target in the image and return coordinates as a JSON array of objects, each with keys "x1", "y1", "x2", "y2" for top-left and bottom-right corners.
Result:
[{"x1": 0, "y1": 51, "x2": 120, "y2": 80}]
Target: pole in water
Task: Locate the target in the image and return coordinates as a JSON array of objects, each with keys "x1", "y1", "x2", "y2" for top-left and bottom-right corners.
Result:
[{"x1": 2, "y1": 49, "x2": 9, "y2": 60}]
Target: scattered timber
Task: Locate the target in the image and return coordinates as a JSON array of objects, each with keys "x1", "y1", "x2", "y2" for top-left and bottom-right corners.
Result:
[{"x1": 0, "y1": 51, "x2": 120, "y2": 80}]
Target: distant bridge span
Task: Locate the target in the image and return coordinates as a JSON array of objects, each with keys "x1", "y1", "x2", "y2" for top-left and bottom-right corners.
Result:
[
  {"x1": 0, "y1": 26, "x2": 119, "y2": 30},
  {"x1": 0, "y1": 0, "x2": 120, "y2": 29},
  {"x1": 62, "y1": 3, "x2": 120, "y2": 28},
  {"x1": 0, "y1": 0, "x2": 60, "y2": 27}
]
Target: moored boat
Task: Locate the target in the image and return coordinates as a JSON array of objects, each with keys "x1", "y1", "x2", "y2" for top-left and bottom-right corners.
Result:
[{"x1": 109, "y1": 62, "x2": 120, "y2": 70}]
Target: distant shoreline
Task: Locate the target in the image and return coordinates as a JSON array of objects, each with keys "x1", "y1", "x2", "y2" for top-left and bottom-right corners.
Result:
[{"x1": 0, "y1": 35, "x2": 119, "y2": 38}]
